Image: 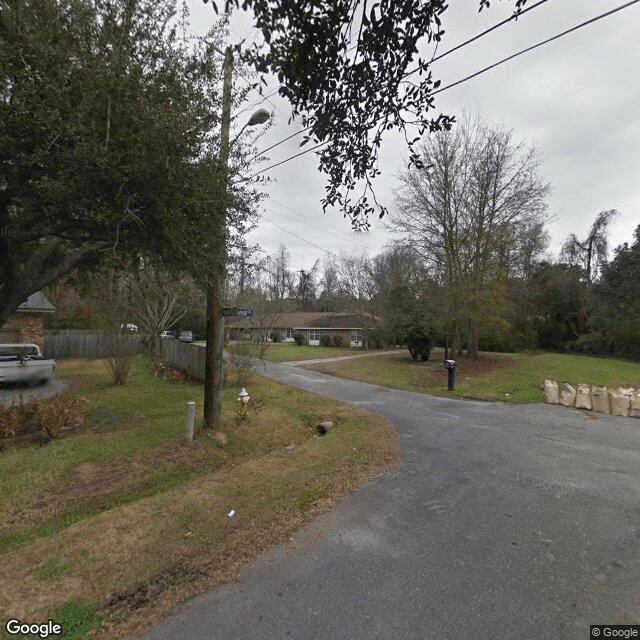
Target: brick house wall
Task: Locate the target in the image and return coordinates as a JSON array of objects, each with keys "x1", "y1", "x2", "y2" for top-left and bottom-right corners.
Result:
[{"x1": 0, "y1": 313, "x2": 45, "y2": 352}]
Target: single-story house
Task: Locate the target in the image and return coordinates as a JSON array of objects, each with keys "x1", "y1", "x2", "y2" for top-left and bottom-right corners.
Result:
[
  {"x1": 230, "y1": 309, "x2": 379, "y2": 348},
  {"x1": 0, "y1": 292, "x2": 55, "y2": 353}
]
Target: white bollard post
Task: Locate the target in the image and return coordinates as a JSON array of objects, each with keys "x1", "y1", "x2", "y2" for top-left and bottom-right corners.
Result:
[{"x1": 186, "y1": 401, "x2": 196, "y2": 442}]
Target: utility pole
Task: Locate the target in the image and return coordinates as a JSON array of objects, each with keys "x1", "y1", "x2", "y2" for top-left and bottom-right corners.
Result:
[{"x1": 203, "y1": 44, "x2": 233, "y2": 430}]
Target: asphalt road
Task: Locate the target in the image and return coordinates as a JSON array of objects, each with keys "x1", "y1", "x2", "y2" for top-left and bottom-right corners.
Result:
[{"x1": 141, "y1": 362, "x2": 640, "y2": 640}]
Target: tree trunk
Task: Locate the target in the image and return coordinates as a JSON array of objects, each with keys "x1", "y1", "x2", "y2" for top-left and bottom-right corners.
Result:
[
  {"x1": 451, "y1": 325, "x2": 462, "y2": 357},
  {"x1": 468, "y1": 321, "x2": 479, "y2": 359}
]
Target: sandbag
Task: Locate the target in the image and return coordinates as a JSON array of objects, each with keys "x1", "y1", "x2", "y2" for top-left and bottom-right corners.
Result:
[
  {"x1": 591, "y1": 386, "x2": 610, "y2": 414},
  {"x1": 559, "y1": 383, "x2": 577, "y2": 407},
  {"x1": 631, "y1": 392, "x2": 640, "y2": 419},
  {"x1": 609, "y1": 388, "x2": 631, "y2": 417},
  {"x1": 575, "y1": 384, "x2": 592, "y2": 410},
  {"x1": 544, "y1": 380, "x2": 559, "y2": 404}
]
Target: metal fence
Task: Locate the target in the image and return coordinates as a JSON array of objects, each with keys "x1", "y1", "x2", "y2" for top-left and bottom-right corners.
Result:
[
  {"x1": 44, "y1": 330, "x2": 143, "y2": 359},
  {"x1": 160, "y1": 339, "x2": 206, "y2": 382}
]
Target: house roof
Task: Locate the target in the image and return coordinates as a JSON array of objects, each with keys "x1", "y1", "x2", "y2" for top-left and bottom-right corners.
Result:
[
  {"x1": 230, "y1": 311, "x2": 333, "y2": 330},
  {"x1": 230, "y1": 310, "x2": 378, "y2": 330},
  {"x1": 17, "y1": 292, "x2": 55, "y2": 313}
]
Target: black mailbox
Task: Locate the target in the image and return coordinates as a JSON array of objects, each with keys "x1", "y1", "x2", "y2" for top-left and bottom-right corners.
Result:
[{"x1": 444, "y1": 359, "x2": 457, "y2": 390}]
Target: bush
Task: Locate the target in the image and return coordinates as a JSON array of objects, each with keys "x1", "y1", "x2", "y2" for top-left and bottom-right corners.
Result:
[
  {"x1": 151, "y1": 358, "x2": 193, "y2": 384},
  {"x1": 567, "y1": 332, "x2": 614, "y2": 356},
  {"x1": 365, "y1": 326, "x2": 384, "y2": 349},
  {"x1": 293, "y1": 332, "x2": 306, "y2": 346},
  {"x1": 406, "y1": 333, "x2": 432, "y2": 362},
  {"x1": 269, "y1": 329, "x2": 281, "y2": 343},
  {"x1": 319, "y1": 335, "x2": 332, "y2": 347},
  {"x1": 102, "y1": 332, "x2": 136, "y2": 384},
  {"x1": 332, "y1": 334, "x2": 343, "y2": 347},
  {"x1": 0, "y1": 391, "x2": 84, "y2": 440},
  {"x1": 226, "y1": 342, "x2": 256, "y2": 387}
]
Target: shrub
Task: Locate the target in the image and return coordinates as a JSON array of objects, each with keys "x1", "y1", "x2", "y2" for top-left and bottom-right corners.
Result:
[
  {"x1": 406, "y1": 333, "x2": 432, "y2": 362},
  {"x1": 319, "y1": 335, "x2": 332, "y2": 347},
  {"x1": 151, "y1": 358, "x2": 193, "y2": 384},
  {"x1": 567, "y1": 332, "x2": 614, "y2": 356},
  {"x1": 404, "y1": 323, "x2": 436, "y2": 362},
  {"x1": 293, "y1": 332, "x2": 306, "y2": 346},
  {"x1": 34, "y1": 392, "x2": 84, "y2": 437},
  {"x1": 102, "y1": 332, "x2": 136, "y2": 384},
  {"x1": 0, "y1": 402, "x2": 21, "y2": 439},
  {"x1": 269, "y1": 329, "x2": 281, "y2": 343},
  {"x1": 332, "y1": 334, "x2": 343, "y2": 347},
  {"x1": 0, "y1": 391, "x2": 84, "y2": 440},
  {"x1": 227, "y1": 342, "x2": 256, "y2": 387},
  {"x1": 365, "y1": 325, "x2": 384, "y2": 349}
]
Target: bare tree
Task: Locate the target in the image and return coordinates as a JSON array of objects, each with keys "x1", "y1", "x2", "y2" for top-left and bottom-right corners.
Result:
[
  {"x1": 266, "y1": 244, "x2": 294, "y2": 301},
  {"x1": 392, "y1": 114, "x2": 549, "y2": 357},
  {"x1": 127, "y1": 263, "x2": 202, "y2": 357},
  {"x1": 318, "y1": 257, "x2": 341, "y2": 311},
  {"x1": 294, "y1": 259, "x2": 320, "y2": 310}
]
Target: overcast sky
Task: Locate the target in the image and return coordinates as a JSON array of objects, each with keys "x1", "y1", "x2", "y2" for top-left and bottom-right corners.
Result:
[{"x1": 189, "y1": 0, "x2": 640, "y2": 273}]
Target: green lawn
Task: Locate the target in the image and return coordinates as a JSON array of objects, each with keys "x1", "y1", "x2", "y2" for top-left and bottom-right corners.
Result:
[
  {"x1": 0, "y1": 355, "x2": 399, "y2": 636},
  {"x1": 307, "y1": 350, "x2": 640, "y2": 403}
]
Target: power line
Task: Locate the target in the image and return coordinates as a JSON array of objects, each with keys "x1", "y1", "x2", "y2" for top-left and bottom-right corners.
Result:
[
  {"x1": 235, "y1": 69, "x2": 289, "y2": 119},
  {"x1": 432, "y1": 0, "x2": 640, "y2": 96},
  {"x1": 265, "y1": 200, "x2": 384, "y2": 252},
  {"x1": 258, "y1": 213, "x2": 344, "y2": 261},
  {"x1": 247, "y1": 0, "x2": 551, "y2": 160},
  {"x1": 247, "y1": 141, "x2": 328, "y2": 179},
  {"x1": 254, "y1": 127, "x2": 312, "y2": 157},
  {"x1": 248, "y1": 0, "x2": 639, "y2": 178},
  {"x1": 246, "y1": 0, "x2": 552, "y2": 172},
  {"x1": 402, "y1": 0, "x2": 553, "y2": 80},
  {"x1": 234, "y1": 88, "x2": 281, "y2": 120}
]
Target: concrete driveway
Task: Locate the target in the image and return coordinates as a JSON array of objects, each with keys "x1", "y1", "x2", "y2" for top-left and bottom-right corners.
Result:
[
  {"x1": 0, "y1": 377, "x2": 67, "y2": 406},
  {"x1": 141, "y1": 362, "x2": 640, "y2": 640}
]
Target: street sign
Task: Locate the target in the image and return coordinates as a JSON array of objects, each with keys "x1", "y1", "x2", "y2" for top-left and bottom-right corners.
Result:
[{"x1": 220, "y1": 307, "x2": 254, "y2": 318}]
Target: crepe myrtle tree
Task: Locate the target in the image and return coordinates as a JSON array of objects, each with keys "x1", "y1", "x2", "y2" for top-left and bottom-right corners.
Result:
[{"x1": 203, "y1": 0, "x2": 529, "y2": 229}]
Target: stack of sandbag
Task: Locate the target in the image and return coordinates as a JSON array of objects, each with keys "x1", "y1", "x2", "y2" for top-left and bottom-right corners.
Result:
[{"x1": 542, "y1": 380, "x2": 639, "y2": 419}]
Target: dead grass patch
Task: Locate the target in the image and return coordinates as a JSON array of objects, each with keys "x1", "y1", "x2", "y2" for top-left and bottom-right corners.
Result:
[
  {"x1": 1, "y1": 413, "x2": 398, "y2": 638},
  {"x1": 428, "y1": 354, "x2": 516, "y2": 383},
  {"x1": 0, "y1": 358, "x2": 399, "y2": 639}
]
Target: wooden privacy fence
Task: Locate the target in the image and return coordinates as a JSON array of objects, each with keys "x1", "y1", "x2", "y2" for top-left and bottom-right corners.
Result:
[
  {"x1": 160, "y1": 339, "x2": 206, "y2": 382},
  {"x1": 44, "y1": 330, "x2": 143, "y2": 359}
]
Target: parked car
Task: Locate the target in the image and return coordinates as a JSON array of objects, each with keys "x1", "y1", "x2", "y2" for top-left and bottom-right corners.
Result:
[
  {"x1": 120, "y1": 323, "x2": 138, "y2": 333},
  {"x1": 179, "y1": 330, "x2": 194, "y2": 343},
  {"x1": 159, "y1": 330, "x2": 173, "y2": 339},
  {"x1": 0, "y1": 344, "x2": 55, "y2": 385}
]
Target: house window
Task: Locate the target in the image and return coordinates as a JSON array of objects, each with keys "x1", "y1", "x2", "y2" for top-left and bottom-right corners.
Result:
[
  {"x1": 350, "y1": 330, "x2": 363, "y2": 343},
  {"x1": 284, "y1": 328, "x2": 294, "y2": 339},
  {"x1": 309, "y1": 329, "x2": 320, "y2": 341}
]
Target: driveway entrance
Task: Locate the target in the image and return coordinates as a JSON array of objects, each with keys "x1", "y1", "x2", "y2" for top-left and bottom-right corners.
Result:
[{"x1": 141, "y1": 362, "x2": 640, "y2": 640}]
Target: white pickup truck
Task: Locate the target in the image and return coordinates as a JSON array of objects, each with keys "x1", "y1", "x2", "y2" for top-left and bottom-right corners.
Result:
[{"x1": 0, "y1": 344, "x2": 56, "y2": 385}]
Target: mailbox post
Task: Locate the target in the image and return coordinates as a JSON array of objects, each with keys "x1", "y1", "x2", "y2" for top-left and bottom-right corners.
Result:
[{"x1": 445, "y1": 359, "x2": 457, "y2": 391}]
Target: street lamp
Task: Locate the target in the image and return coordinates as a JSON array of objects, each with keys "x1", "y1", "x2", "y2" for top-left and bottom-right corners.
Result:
[
  {"x1": 231, "y1": 108, "x2": 271, "y2": 147},
  {"x1": 203, "y1": 44, "x2": 271, "y2": 431},
  {"x1": 247, "y1": 107, "x2": 270, "y2": 127}
]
